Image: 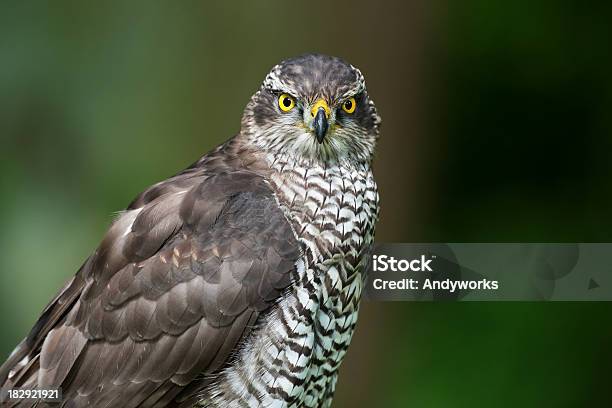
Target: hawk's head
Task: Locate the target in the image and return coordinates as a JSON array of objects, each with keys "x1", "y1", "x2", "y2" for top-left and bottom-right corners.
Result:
[{"x1": 241, "y1": 54, "x2": 381, "y2": 165}]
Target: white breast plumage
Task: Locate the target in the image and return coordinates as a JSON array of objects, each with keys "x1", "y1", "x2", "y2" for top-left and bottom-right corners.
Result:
[{"x1": 204, "y1": 154, "x2": 379, "y2": 407}]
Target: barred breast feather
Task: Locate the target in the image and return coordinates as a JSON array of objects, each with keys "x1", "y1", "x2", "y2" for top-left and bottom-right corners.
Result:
[{"x1": 203, "y1": 152, "x2": 379, "y2": 407}]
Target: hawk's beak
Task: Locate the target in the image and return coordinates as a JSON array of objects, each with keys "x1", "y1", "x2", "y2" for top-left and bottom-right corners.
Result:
[{"x1": 311, "y1": 99, "x2": 330, "y2": 144}]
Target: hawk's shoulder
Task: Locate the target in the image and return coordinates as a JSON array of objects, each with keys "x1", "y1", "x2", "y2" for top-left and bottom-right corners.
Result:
[{"x1": 1, "y1": 163, "x2": 301, "y2": 407}]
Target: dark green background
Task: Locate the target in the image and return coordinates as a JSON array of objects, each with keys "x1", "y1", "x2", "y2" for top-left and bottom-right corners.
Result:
[{"x1": 1, "y1": 1, "x2": 611, "y2": 406}]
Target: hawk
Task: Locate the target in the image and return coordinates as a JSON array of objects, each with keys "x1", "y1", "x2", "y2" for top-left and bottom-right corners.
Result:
[{"x1": 0, "y1": 54, "x2": 381, "y2": 407}]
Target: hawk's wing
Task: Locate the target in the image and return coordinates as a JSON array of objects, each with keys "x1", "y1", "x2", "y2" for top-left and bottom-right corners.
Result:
[{"x1": 0, "y1": 170, "x2": 301, "y2": 407}]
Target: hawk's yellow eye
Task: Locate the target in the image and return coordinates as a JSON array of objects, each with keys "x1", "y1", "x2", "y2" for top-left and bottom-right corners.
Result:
[
  {"x1": 342, "y1": 97, "x2": 356, "y2": 114},
  {"x1": 278, "y1": 94, "x2": 295, "y2": 112}
]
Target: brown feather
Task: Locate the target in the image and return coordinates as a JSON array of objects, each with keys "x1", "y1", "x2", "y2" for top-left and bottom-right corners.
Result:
[{"x1": 0, "y1": 153, "x2": 301, "y2": 407}]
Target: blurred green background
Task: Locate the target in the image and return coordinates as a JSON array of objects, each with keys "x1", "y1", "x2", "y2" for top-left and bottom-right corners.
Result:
[{"x1": 1, "y1": 1, "x2": 611, "y2": 406}]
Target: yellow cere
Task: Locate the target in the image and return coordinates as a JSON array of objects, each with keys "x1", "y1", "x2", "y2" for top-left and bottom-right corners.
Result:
[
  {"x1": 310, "y1": 99, "x2": 331, "y2": 118},
  {"x1": 342, "y1": 97, "x2": 356, "y2": 114},
  {"x1": 278, "y1": 94, "x2": 295, "y2": 112}
]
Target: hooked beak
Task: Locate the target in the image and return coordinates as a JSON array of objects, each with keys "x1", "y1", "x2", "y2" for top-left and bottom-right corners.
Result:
[{"x1": 311, "y1": 99, "x2": 330, "y2": 144}]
